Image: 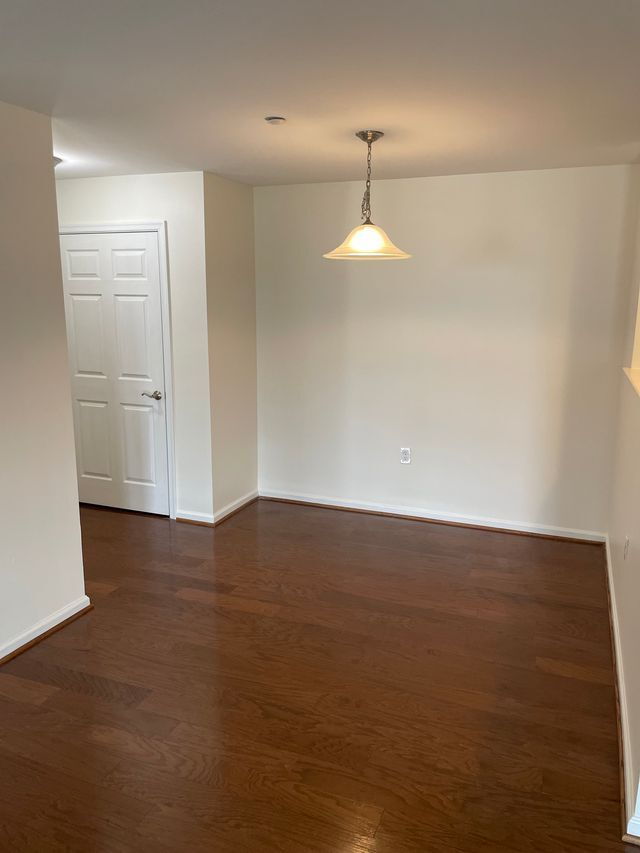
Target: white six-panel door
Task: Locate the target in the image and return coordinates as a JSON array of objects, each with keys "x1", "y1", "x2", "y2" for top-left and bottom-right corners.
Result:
[{"x1": 60, "y1": 231, "x2": 170, "y2": 515}]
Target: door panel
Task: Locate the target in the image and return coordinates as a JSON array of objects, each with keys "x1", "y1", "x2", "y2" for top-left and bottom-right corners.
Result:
[
  {"x1": 61, "y1": 231, "x2": 169, "y2": 515},
  {"x1": 66, "y1": 249, "x2": 100, "y2": 278},
  {"x1": 114, "y1": 295, "x2": 152, "y2": 379},
  {"x1": 68, "y1": 294, "x2": 106, "y2": 377},
  {"x1": 121, "y1": 403, "x2": 156, "y2": 485},
  {"x1": 112, "y1": 248, "x2": 147, "y2": 278},
  {"x1": 77, "y1": 400, "x2": 112, "y2": 481}
]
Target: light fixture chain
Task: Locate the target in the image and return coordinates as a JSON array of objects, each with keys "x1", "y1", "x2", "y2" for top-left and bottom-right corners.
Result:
[{"x1": 361, "y1": 139, "x2": 373, "y2": 223}]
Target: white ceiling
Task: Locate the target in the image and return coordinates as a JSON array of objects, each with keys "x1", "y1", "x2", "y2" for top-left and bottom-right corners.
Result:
[{"x1": 1, "y1": 0, "x2": 640, "y2": 185}]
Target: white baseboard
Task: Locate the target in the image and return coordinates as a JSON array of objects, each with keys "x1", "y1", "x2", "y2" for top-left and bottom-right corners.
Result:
[
  {"x1": 175, "y1": 509, "x2": 215, "y2": 525},
  {"x1": 259, "y1": 489, "x2": 606, "y2": 542},
  {"x1": 605, "y1": 537, "x2": 640, "y2": 842},
  {"x1": 176, "y1": 492, "x2": 258, "y2": 527},
  {"x1": 0, "y1": 594, "x2": 91, "y2": 662},
  {"x1": 214, "y1": 490, "x2": 259, "y2": 524}
]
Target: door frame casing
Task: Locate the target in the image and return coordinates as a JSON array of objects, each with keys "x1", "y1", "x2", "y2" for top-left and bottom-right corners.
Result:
[{"x1": 59, "y1": 221, "x2": 177, "y2": 519}]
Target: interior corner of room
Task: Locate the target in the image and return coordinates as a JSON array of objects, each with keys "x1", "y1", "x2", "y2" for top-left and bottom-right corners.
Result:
[{"x1": 3, "y1": 2, "x2": 640, "y2": 848}]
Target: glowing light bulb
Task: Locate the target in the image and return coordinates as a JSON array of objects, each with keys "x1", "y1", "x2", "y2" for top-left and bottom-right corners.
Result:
[{"x1": 349, "y1": 225, "x2": 384, "y2": 252}]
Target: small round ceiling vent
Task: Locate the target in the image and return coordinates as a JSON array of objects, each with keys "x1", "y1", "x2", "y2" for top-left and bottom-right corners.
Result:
[{"x1": 264, "y1": 116, "x2": 286, "y2": 125}]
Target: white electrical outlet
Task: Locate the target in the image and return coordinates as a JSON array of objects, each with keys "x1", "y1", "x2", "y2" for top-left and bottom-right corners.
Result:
[
  {"x1": 624, "y1": 536, "x2": 630, "y2": 560},
  {"x1": 400, "y1": 447, "x2": 411, "y2": 464}
]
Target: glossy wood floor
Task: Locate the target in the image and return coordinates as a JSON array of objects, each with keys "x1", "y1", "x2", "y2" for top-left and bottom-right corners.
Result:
[{"x1": 0, "y1": 500, "x2": 635, "y2": 852}]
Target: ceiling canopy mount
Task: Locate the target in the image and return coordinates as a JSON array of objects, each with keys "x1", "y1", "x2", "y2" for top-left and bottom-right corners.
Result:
[{"x1": 355, "y1": 129, "x2": 384, "y2": 144}]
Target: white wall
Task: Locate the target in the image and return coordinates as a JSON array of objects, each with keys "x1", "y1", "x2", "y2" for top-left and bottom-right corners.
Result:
[
  {"x1": 56, "y1": 173, "x2": 214, "y2": 521},
  {"x1": 255, "y1": 165, "x2": 637, "y2": 536},
  {"x1": 608, "y1": 374, "x2": 640, "y2": 835},
  {"x1": 0, "y1": 100, "x2": 88, "y2": 658},
  {"x1": 204, "y1": 173, "x2": 257, "y2": 518},
  {"x1": 606, "y1": 172, "x2": 640, "y2": 835}
]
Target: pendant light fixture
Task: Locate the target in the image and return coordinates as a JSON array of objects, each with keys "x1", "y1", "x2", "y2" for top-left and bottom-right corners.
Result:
[{"x1": 323, "y1": 130, "x2": 411, "y2": 260}]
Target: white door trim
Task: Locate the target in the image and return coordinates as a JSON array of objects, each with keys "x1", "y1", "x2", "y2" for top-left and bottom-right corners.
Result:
[{"x1": 59, "y1": 222, "x2": 177, "y2": 519}]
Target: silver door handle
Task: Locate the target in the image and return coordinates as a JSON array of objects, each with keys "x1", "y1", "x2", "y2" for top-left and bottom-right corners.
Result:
[{"x1": 141, "y1": 390, "x2": 163, "y2": 400}]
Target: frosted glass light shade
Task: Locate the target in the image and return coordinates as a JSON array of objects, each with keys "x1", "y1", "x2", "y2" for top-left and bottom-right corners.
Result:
[{"x1": 323, "y1": 222, "x2": 411, "y2": 260}]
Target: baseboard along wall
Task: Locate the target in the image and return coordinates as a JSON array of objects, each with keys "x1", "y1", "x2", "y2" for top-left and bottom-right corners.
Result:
[
  {"x1": 0, "y1": 595, "x2": 92, "y2": 665},
  {"x1": 177, "y1": 490, "x2": 259, "y2": 528},
  {"x1": 258, "y1": 489, "x2": 607, "y2": 543}
]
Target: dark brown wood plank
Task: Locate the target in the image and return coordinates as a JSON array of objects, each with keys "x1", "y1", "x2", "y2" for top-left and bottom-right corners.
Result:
[{"x1": 0, "y1": 500, "x2": 635, "y2": 852}]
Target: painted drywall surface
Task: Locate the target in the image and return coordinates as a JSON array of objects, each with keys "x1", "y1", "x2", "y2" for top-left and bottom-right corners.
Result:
[
  {"x1": 0, "y1": 100, "x2": 86, "y2": 651},
  {"x1": 607, "y1": 173, "x2": 640, "y2": 831},
  {"x1": 255, "y1": 165, "x2": 635, "y2": 534},
  {"x1": 608, "y1": 374, "x2": 640, "y2": 827},
  {"x1": 56, "y1": 173, "x2": 214, "y2": 520},
  {"x1": 204, "y1": 172, "x2": 257, "y2": 515}
]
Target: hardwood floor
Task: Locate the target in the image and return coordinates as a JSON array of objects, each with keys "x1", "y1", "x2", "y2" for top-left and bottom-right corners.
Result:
[{"x1": 0, "y1": 500, "x2": 635, "y2": 852}]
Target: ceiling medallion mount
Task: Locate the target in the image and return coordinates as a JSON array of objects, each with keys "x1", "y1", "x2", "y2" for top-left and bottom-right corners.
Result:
[
  {"x1": 355, "y1": 129, "x2": 384, "y2": 144},
  {"x1": 323, "y1": 129, "x2": 411, "y2": 260}
]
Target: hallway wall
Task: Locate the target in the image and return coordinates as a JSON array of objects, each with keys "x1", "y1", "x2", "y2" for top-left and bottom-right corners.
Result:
[
  {"x1": 204, "y1": 172, "x2": 258, "y2": 519},
  {"x1": 56, "y1": 172, "x2": 215, "y2": 522},
  {"x1": 0, "y1": 100, "x2": 88, "y2": 658},
  {"x1": 606, "y1": 170, "x2": 640, "y2": 834}
]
